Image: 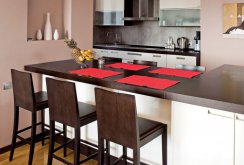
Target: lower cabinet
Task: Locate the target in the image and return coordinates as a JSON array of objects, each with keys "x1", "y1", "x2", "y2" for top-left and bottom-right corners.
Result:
[
  {"x1": 167, "y1": 55, "x2": 196, "y2": 68},
  {"x1": 235, "y1": 113, "x2": 244, "y2": 165},
  {"x1": 172, "y1": 101, "x2": 238, "y2": 165},
  {"x1": 93, "y1": 48, "x2": 197, "y2": 68},
  {"x1": 151, "y1": 54, "x2": 167, "y2": 67}
]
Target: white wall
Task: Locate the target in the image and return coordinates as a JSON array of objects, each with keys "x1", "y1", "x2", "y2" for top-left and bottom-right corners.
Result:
[{"x1": 201, "y1": 0, "x2": 244, "y2": 70}]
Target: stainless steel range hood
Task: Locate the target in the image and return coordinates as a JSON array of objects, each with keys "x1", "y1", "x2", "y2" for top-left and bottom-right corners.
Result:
[{"x1": 123, "y1": 0, "x2": 159, "y2": 21}]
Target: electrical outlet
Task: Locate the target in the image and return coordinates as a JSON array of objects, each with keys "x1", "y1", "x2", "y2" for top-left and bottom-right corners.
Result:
[{"x1": 3, "y1": 82, "x2": 12, "y2": 90}]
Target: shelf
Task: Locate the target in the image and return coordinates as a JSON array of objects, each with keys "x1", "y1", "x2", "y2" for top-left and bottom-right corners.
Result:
[{"x1": 27, "y1": 0, "x2": 71, "y2": 41}]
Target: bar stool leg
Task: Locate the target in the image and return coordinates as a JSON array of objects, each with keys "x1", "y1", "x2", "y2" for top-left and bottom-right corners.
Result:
[
  {"x1": 28, "y1": 111, "x2": 37, "y2": 165},
  {"x1": 106, "y1": 140, "x2": 110, "y2": 165},
  {"x1": 133, "y1": 148, "x2": 140, "y2": 165},
  {"x1": 9, "y1": 106, "x2": 19, "y2": 161},
  {"x1": 123, "y1": 146, "x2": 127, "y2": 164},
  {"x1": 98, "y1": 138, "x2": 104, "y2": 165},
  {"x1": 41, "y1": 110, "x2": 45, "y2": 146},
  {"x1": 63, "y1": 124, "x2": 67, "y2": 157},
  {"x1": 48, "y1": 121, "x2": 55, "y2": 165},
  {"x1": 74, "y1": 127, "x2": 80, "y2": 165},
  {"x1": 162, "y1": 127, "x2": 167, "y2": 165}
]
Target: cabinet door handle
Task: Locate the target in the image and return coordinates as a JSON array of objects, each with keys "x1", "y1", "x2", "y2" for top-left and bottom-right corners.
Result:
[
  {"x1": 127, "y1": 53, "x2": 142, "y2": 56},
  {"x1": 236, "y1": 115, "x2": 244, "y2": 121},
  {"x1": 153, "y1": 55, "x2": 161, "y2": 58},
  {"x1": 208, "y1": 110, "x2": 234, "y2": 119},
  {"x1": 101, "y1": 50, "x2": 108, "y2": 53},
  {"x1": 176, "y1": 57, "x2": 185, "y2": 60},
  {"x1": 111, "y1": 51, "x2": 118, "y2": 54}
]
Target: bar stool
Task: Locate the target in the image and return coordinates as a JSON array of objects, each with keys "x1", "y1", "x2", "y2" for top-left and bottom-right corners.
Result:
[
  {"x1": 133, "y1": 60, "x2": 157, "y2": 67},
  {"x1": 46, "y1": 78, "x2": 97, "y2": 165},
  {"x1": 95, "y1": 88, "x2": 167, "y2": 165},
  {"x1": 102, "y1": 56, "x2": 123, "y2": 62},
  {"x1": 175, "y1": 64, "x2": 206, "y2": 72},
  {"x1": 9, "y1": 69, "x2": 66, "y2": 165}
]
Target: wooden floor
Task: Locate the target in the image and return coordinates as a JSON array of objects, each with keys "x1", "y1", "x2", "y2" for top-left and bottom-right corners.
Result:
[{"x1": 0, "y1": 142, "x2": 97, "y2": 165}]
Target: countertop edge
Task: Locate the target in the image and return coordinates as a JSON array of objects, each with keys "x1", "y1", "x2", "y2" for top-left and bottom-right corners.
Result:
[{"x1": 93, "y1": 45, "x2": 200, "y2": 57}]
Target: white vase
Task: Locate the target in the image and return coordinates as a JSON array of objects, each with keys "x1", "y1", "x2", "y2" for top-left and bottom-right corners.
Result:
[
  {"x1": 36, "y1": 29, "x2": 42, "y2": 40},
  {"x1": 53, "y1": 29, "x2": 59, "y2": 40},
  {"x1": 44, "y1": 12, "x2": 52, "y2": 40}
]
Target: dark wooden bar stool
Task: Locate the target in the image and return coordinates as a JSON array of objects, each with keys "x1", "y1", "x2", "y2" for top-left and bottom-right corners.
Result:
[
  {"x1": 175, "y1": 64, "x2": 206, "y2": 72},
  {"x1": 95, "y1": 88, "x2": 167, "y2": 165},
  {"x1": 9, "y1": 69, "x2": 66, "y2": 165},
  {"x1": 133, "y1": 60, "x2": 157, "y2": 67},
  {"x1": 46, "y1": 78, "x2": 97, "y2": 165}
]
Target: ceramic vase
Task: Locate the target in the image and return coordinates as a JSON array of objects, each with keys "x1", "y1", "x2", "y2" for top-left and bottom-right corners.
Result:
[
  {"x1": 44, "y1": 12, "x2": 52, "y2": 40},
  {"x1": 53, "y1": 29, "x2": 59, "y2": 40},
  {"x1": 36, "y1": 29, "x2": 42, "y2": 40}
]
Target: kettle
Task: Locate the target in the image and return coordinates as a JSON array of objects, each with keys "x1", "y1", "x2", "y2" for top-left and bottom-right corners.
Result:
[{"x1": 177, "y1": 37, "x2": 190, "y2": 50}]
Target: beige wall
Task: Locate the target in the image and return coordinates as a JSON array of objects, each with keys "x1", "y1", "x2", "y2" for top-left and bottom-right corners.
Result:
[
  {"x1": 0, "y1": 0, "x2": 93, "y2": 148},
  {"x1": 201, "y1": 0, "x2": 244, "y2": 70}
]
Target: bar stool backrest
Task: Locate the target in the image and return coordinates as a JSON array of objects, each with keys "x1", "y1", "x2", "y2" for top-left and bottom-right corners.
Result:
[
  {"x1": 11, "y1": 69, "x2": 35, "y2": 111},
  {"x1": 175, "y1": 64, "x2": 206, "y2": 72},
  {"x1": 95, "y1": 88, "x2": 139, "y2": 149},
  {"x1": 102, "y1": 56, "x2": 122, "y2": 63},
  {"x1": 46, "y1": 78, "x2": 79, "y2": 127},
  {"x1": 133, "y1": 60, "x2": 157, "y2": 67}
]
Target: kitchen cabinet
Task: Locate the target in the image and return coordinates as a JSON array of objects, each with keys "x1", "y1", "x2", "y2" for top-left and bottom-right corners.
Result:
[
  {"x1": 235, "y1": 113, "x2": 244, "y2": 165},
  {"x1": 95, "y1": 0, "x2": 124, "y2": 12},
  {"x1": 93, "y1": 49, "x2": 123, "y2": 59},
  {"x1": 122, "y1": 51, "x2": 149, "y2": 63},
  {"x1": 151, "y1": 54, "x2": 167, "y2": 67},
  {"x1": 166, "y1": 55, "x2": 196, "y2": 68},
  {"x1": 159, "y1": 0, "x2": 200, "y2": 27},
  {"x1": 160, "y1": 0, "x2": 200, "y2": 9},
  {"x1": 95, "y1": 0, "x2": 124, "y2": 26},
  {"x1": 94, "y1": 48, "x2": 167, "y2": 67},
  {"x1": 172, "y1": 102, "x2": 234, "y2": 165}
]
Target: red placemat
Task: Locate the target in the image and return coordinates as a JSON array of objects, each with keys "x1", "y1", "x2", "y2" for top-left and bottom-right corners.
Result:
[
  {"x1": 105, "y1": 63, "x2": 150, "y2": 71},
  {"x1": 70, "y1": 68, "x2": 122, "y2": 79},
  {"x1": 116, "y1": 75, "x2": 179, "y2": 90},
  {"x1": 149, "y1": 68, "x2": 201, "y2": 78}
]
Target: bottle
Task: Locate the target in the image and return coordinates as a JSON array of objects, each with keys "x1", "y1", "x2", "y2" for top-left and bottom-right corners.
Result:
[{"x1": 44, "y1": 12, "x2": 52, "y2": 40}]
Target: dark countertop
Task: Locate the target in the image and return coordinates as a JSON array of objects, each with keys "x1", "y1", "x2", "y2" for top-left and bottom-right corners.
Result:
[
  {"x1": 25, "y1": 60, "x2": 244, "y2": 114},
  {"x1": 93, "y1": 44, "x2": 200, "y2": 57}
]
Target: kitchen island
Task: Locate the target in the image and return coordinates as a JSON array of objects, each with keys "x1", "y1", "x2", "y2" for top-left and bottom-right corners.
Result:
[{"x1": 25, "y1": 60, "x2": 244, "y2": 165}]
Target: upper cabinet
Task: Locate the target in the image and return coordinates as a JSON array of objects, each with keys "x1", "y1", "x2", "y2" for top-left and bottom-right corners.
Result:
[
  {"x1": 95, "y1": 0, "x2": 124, "y2": 12},
  {"x1": 160, "y1": 0, "x2": 200, "y2": 9},
  {"x1": 159, "y1": 0, "x2": 200, "y2": 27},
  {"x1": 95, "y1": 0, "x2": 132, "y2": 26}
]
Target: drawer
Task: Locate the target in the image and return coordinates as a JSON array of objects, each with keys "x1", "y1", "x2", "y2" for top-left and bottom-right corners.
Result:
[
  {"x1": 151, "y1": 54, "x2": 167, "y2": 67},
  {"x1": 167, "y1": 55, "x2": 196, "y2": 68}
]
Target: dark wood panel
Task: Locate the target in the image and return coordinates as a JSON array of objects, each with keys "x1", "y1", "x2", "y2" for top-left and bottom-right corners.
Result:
[{"x1": 25, "y1": 60, "x2": 244, "y2": 114}]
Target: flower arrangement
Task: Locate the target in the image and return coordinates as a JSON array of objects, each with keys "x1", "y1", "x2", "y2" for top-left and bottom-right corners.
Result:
[{"x1": 64, "y1": 38, "x2": 94, "y2": 65}]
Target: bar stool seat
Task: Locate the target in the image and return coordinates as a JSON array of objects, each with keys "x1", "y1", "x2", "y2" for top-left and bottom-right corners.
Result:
[
  {"x1": 138, "y1": 118, "x2": 166, "y2": 146},
  {"x1": 78, "y1": 102, "x2": 96, "y2": 126},
  {"x1": 35, "y1": 91, "x2": 48, "y2": 110}
]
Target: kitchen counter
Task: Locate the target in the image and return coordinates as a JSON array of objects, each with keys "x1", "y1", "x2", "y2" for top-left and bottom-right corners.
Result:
[
  {"x1": 93, "y1": 44, "x2": 200, "y2": 57},
  {"x1": 25, "y1": 60, "x2": 244, "y2": 114},
  {"x1": 24, "y1": 60, "x2": 244, "y2": 165}
]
